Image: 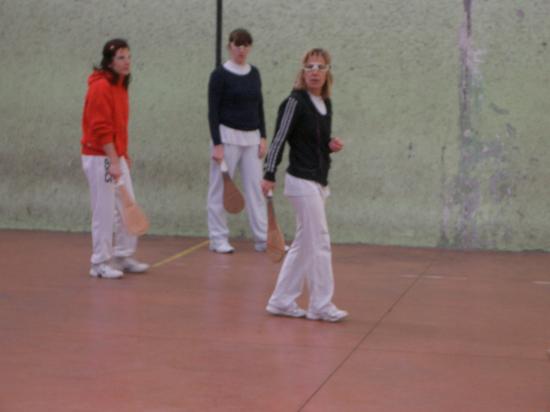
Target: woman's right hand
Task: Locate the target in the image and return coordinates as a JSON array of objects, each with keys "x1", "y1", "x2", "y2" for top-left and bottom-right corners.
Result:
[
  {"x1": 212, "y1": 144, "x2": 224, "y2": 163},
  {"x1": 102, "y1": 143, "x2": 122, "y2": 180},
  {"x1": 261, "y1": 179, "x2": 275, "y2": 196},
  {"x1": 108, "y1": 161, "x2": 122, "y2": 181}
]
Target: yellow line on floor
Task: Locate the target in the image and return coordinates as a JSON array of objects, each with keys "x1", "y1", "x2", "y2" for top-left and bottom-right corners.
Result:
[{"x1": 152, "y1": 240, "x2": 210, "y2": 268}]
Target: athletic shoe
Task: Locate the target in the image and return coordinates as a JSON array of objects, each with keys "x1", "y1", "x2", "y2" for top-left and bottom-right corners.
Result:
[
  {"x1": 307, "y1": 305, "x2": 349, "y2": 322},
  {"x1": 256, "y1": 243, "x2": 290, "y2": 252},
  {"x1": 209, "y1": 241, "x2": 235, "y2": 254},
  {"x1": 266, "y1": 303, "x2": 307, "y2": 318},
  {"x1": 254, "y1": 242, "x2": 267, "y2": 252},
  {"x1": 89, "y1": 263, "x2": 123, "y2": 279},
  {"x1": 115, "y1": 257, "x2": 149, "y2": 273}
]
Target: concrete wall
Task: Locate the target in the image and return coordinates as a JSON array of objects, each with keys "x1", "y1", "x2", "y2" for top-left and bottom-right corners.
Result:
[{"x1": 1, "y1": 0, "x2": 549, "y2": 251}]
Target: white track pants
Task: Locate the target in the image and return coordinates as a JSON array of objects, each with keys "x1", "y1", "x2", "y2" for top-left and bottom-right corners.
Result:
[
  {"x1": 268, "y1": 180, "x2": 334, "y2": 314},
  {"x1": 81, "y1": 155, "x2": 137, "y2": 264},
  {"x1": 207, "y1": 144, "x2": 267, "y2": 244}
]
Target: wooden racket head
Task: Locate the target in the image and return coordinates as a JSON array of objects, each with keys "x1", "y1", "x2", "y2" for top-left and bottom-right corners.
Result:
[
  {"x1": 122, "y1": 203, "x2": 150, "y2": 236},
  {"x1": 266, "y1": 192, "x2": 285, "y2": 262},
  {"x1": 220, "y1": 161, "x2": 245, "y2": 214},
  {"x1": 117, "y1": 181, "x2": 150, "y2": 236}
]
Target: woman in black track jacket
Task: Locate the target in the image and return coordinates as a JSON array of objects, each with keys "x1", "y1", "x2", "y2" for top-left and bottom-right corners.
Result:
[{"x1": 261, "y1": 48, "x2": 348, "y2": 322}]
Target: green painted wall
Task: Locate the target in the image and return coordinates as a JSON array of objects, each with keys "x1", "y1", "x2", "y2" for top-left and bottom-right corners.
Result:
[{"x1": 1, "y1": 0, "x2": 549, "y2": 251}]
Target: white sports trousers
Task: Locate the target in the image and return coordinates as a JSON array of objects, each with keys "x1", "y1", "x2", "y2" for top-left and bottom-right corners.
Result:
[
  {"x1": 268, "y1": 174, "x2": 335, "y2": 314},
  {"x1": 81, "y1": 155, "x2": 137, "y2": 264},
  {"x1": 207, "y1": 140, "x2": 267, "y2": 245}
]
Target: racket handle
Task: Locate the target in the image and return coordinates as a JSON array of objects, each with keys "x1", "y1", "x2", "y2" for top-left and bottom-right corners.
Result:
[
  {"x1": 115, "y1": 179, "x2": 134, "y2": 207},
  {"x1": 220, "y1": 160, "x2": 228, "y2": 173}
]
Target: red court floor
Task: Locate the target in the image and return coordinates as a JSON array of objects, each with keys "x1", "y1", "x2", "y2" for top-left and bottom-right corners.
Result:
[{"x1": 1, "y1": 230, "x2": 549, "y2": 411}]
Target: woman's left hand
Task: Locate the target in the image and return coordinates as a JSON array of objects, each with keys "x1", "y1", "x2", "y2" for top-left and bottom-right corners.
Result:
[
  {"x1": 261, "y1": 179, "x2": 275, "y2": 196},
  {"x1": 258, "y1": 138, "x2": 267, "y2": 158},
  {"x1": 329, "y1": 137, "x2": 344, "y2": 152}
]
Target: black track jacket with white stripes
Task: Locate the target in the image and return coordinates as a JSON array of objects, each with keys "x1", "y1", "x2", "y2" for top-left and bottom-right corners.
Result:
[{"x1": 263, "y1": 89, "x2": 332, "y2": 186}]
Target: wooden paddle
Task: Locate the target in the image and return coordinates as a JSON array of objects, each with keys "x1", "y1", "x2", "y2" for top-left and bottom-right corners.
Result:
[
  {"x1": 266, "y1": 190, "x2": 285, "y2": 262},
  {"x1": 117, "y1": 181, "x2": 150, "y2": 236},
  {"x1": 220, "y1": 160, "x2": 245, "y2": 214}
]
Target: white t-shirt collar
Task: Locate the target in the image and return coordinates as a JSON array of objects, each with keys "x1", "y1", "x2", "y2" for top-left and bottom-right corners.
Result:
[{"x1": 223, "y1": 60, "x2": 251, "y2": 75}]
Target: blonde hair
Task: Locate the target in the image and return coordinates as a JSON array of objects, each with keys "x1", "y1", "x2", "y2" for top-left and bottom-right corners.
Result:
[{"x1": 293, "y1": 48, "x2": 333, "y2": 99}]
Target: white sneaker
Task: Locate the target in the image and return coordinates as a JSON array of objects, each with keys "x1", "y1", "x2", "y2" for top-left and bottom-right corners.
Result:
[
  {"x1": 89, "y1": 263, "x2": 123, "y2": 279},
  {"x1": 115, "y1": 257, "x2": 149, "y2": 273},
  {"x1": 307, "y1": 305, "x2": 348, "y2": 322},
  {"x1": 209, "y1": 241, "x2": 235, "y2": 254},
  {"x1": 254, "y1": 242, "x2": 267, "y2": 252},
  {"x1": 266, "y1": 303, "x2": 306, "y2": 318},
  {"x1": 256, "y1": 243, "x2": 289, "y2": 252}
]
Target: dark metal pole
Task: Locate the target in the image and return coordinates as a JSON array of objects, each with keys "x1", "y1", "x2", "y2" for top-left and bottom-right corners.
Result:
[{"x1": 215, "y1": 0, "x2": 222, "y2": 67}]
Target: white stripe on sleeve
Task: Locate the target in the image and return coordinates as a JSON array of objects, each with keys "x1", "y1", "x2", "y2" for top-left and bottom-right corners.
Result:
[{"x1": 266, "y1": 97, "x2": 298, "y2": 173}]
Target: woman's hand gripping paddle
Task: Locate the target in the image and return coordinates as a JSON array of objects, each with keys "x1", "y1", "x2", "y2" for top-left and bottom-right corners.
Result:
[
  {"x1": 221, "y1": 160, "x2": 245, "y2": 214},
  {"x1": 266, "y1": 190, "x2": 285, "y2": 262},
  {"x1": 117, "y1": 181, "x2": 150, "y2": 236}
]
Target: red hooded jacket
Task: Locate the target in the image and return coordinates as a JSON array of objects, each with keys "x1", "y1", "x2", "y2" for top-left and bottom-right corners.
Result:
[{"x1": 81, "y1": 70, "x2": 129, "y2": 158}]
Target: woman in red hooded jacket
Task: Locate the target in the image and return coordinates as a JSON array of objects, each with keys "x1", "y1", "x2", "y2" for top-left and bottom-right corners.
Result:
[{"x1": 81, "y1": 38, "x2": 149, "y2": 279}]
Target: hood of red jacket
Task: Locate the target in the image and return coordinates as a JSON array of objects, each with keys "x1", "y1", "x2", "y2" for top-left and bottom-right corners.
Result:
[{"x1": 87, "y1": 70, "x2": 118, "y2": 86}]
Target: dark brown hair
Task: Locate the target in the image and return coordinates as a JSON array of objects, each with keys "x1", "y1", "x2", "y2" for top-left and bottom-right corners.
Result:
[
  {"x1": 228, "y1": 28, "x2": 253, "y2": 46},
  {"x1": 95, "y1": 38, "x2": 131, "y2": 89}
]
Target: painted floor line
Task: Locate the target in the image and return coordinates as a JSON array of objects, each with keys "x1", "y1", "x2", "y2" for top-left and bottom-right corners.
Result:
[{"x1": 152, "y1": 240, "x2": 210, "y2": 268}]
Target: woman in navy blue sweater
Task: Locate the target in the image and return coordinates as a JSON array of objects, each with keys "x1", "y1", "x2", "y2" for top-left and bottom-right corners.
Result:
[{"x1": 207, "y1": 28, "x2": 267, "y2": 253}]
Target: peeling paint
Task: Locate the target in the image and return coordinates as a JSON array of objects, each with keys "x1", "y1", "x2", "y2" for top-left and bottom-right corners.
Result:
[
  {"x1": 505, "y1": 123, "x2": 516, "y2": 139},
  {"x1": 440, "y1": 0, "x2": 524, "y2": 250},
  {"x1": 439, "y1": 144, "x2": 450, "y2": 247},
  {"x1": 490, "y1": 102, "x2": 509, "y2": 115},
  {"x1": 441, "y1": 0, "x2": 485, "y2": 248},
  {"x1": 515, "y1": 9, "x2": 525, "y2": 20},
  {"x1": 489, "y1": 171, "x2": 514, "y2": 203}
]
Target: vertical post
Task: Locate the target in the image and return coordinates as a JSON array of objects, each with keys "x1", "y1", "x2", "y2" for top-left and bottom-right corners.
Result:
[{"x1": 216, "y1": 0, "x2": 223, "y2": 67}]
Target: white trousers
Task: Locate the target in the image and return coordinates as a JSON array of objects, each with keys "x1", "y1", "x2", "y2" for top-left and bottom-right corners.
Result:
[
  {"x1": 81, "y1": 155, "x2": 137, "y2": 264},
  {"x1": 268, "y1": 177, "x2": 334, "y2": 314},
  {"x1": 207, "y1": 143, "x2": 267, "y2": 244}
]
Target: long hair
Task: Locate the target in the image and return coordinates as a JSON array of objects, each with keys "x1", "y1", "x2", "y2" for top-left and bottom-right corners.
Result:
[
  {"x1": 94, "y1": 38, "x2": 131, "y2": 89},
  {"x1": 293, "y1": 48, "x2": 332, "y2": 99}
]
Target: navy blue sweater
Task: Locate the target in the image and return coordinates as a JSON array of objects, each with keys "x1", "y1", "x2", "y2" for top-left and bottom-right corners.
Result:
[{"x1": 207, "y1": 65, "x2": 266, "y2": 145}]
